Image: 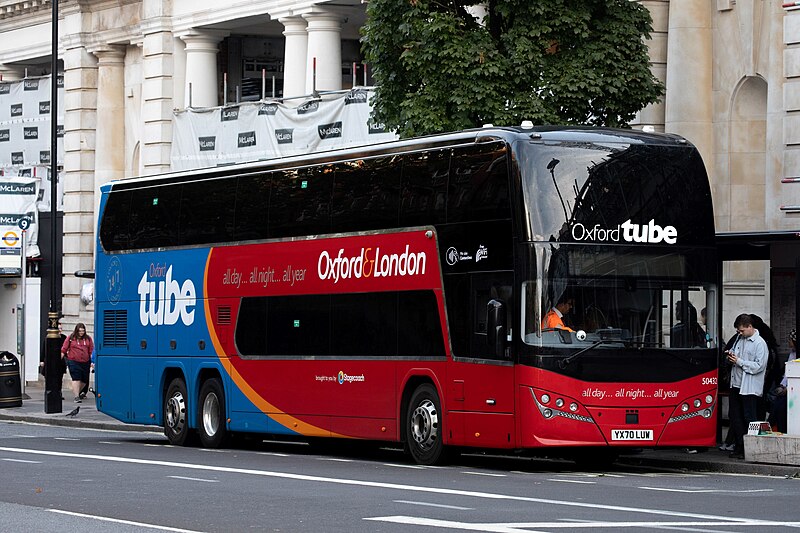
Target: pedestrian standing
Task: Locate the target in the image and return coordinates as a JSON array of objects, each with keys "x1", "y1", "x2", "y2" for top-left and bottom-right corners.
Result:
[
  {"x1": 726, "y1": 313, "x2": 769, "y2": 459},
  {"x1": 61, "y1": 323, "x2": 94, "y2": 403}
]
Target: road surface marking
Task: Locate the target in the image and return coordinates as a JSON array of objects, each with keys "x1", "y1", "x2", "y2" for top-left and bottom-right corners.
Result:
[
  {"x1": 0, "y1": 445, "x2": 786, "y2": 526},
  {"x1": 384, "y1": 463, "x2": 425, "y2": 469},
  {"x1": 1, "y1": 458, "x2": 41, "y2": 464},
  {"x1": 463, "y1": 471, "x2": 506, "y2": 477},
  {"x1": 639, "y1": 487, "x2": 774, "y2": 494},
  {"x1": 49, "y1": 509, "x2": 204, "y2": 532},
  {"x1": 364, "y1": 516, "x2": 800, "y2": 531},
  {"x1": 256, "y1": 452, "x2": 290, "y2": 457},
  {"x1": 393, "y1": 500, "x2": 473, "y2": 510},
  {"x1": 318, "y1": 457, "x2": 354, "y2": 462},
  {"x1": 54, "y1": 437, "x2": 79, "y2": 441},
  {"x1": 547, "y1": 479, "x2": 596, "y2": 484},
  {"x1": 168, "y1": 475, "x2": 219, "y2": 483}
]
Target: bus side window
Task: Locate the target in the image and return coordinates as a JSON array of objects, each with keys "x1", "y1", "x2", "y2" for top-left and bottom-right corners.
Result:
[
  {"x1": 128, "y1": 185, "x2": 180, "y2": 249},
  {"x1": 99, "y1": 190, "x2": 132, "y2": 251},
  {"x1": 233, "y1": 173, "x2": 270, "y2": 242},
  {"x1": 179, "y1": 178, "x2": 236, "y2": 245},
  {"x1": 332, "y1": 156, "x2": 401, "y2": 233},
  {"x1": 400, "y1": 149, "x2": 449, "y2": 227},
  {"x1": 448, "y1": 143, "x2": 510, "y2": 223},
  {"x1": 270, "y1": 166, "x2": 333, "y2": 238}
]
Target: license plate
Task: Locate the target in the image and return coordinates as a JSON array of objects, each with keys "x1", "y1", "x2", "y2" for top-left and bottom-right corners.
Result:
[{"x1": 611, "y1": 429, "x2": 653, "y2": 441}]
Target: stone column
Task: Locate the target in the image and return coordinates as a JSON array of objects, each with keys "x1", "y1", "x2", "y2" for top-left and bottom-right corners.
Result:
[
  {"x1": 280, "y1": 16, "x2": 308, "y2": 99},
  {"x1": 664, "y1": 0, "x2": 713, "y2": 165},
  {"x1": 783, "y1": 5, "x2": 800, "y2": 218},
  {"x1": 303, "y1": 12, "x2": 342, "y2": 94},
  {"x1": 60, "y1": 33, "x2": 98, "y2": 323},
  {"x1": 179, "y1": 29, "x2": 227, "y2": 108},
  {"x1": 633, "y1": 0, "x2": 668, "y2": 132},
  {"x1": 92, "y1": 45, "x2": 126, "y2": 196},
  {"x1": 141, "y1": 20, "x2": 177, "y2": 175}
]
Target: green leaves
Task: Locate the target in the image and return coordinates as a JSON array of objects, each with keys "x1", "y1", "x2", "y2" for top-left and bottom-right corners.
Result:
[{"x1": 362, "y1": 0, "x2": 664, "y2": 137}]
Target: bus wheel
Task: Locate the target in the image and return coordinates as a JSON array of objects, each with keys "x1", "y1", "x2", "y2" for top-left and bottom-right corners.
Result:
[
  {"x1": 198, "y1": 378, "x2": 227, "y2": 448},
  {"x1": 164, "y1": 378, "x2": 192, "y2": 446},
  {"x1": 407, "y1": 384, "x2": 446, "y2": 465}
]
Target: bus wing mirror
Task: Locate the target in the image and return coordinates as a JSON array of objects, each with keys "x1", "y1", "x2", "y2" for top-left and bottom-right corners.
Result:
[{"x1": 486, "y1": 299, "x2": 508, "y2": 358}]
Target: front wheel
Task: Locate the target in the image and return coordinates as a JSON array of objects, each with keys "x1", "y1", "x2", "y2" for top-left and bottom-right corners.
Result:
[
  {"x1": 406, "y1": 384, "x2": 447, "y2": 465},
  {"x1": 198, "y1": 378, "x2": 228, "y2": 448},
  {"x1": 164, "y1": 378, "x2": 193, "y2": 446}
]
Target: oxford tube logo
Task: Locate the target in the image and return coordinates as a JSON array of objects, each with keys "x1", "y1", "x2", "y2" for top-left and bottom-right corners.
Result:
[
  {"x1": 571, "y1": 219, "x2": 678, "y2": 245},
  {"x1": 138, "y1": 265, "x2": 197, "y2": 326}
]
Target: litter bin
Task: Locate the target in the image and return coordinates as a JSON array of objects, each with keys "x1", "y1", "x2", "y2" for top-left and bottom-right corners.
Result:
[{"x1": 0, "y1": 351, "x2": 22, "y2": 408}]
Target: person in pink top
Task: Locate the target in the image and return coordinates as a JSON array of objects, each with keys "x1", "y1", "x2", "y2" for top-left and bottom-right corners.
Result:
[{"x1": 61, "y1": 323, "x2": 94, "y2": 403}]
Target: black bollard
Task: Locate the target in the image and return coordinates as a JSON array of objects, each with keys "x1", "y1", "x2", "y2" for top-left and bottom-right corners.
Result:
[{"x1": 44, "y1": 311, "x2": 62, "y2": 413}]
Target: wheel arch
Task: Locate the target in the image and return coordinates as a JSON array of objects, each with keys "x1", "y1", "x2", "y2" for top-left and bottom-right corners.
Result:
[{"x1": 399, "y1": 372, "x2": 444, "y2": 445}]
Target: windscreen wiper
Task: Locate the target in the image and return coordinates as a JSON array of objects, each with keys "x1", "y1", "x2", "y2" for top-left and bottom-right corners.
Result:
[{"x1": 557, "y1": 339, "x2": 623, "y2": 369}]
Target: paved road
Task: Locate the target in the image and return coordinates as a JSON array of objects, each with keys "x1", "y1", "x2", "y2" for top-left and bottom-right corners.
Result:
[{"x1": 2, "y1": 421, "x2": 799, "y2": 532}]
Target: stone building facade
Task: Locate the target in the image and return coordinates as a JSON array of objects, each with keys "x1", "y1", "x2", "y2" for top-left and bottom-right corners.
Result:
[{"x1": 0, "y1": 0, "x2": 798, "y2": 349}]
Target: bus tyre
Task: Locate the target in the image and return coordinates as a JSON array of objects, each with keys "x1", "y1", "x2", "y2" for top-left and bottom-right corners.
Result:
[
  {"x1": 198, "y1": 378, "x2": 227, "y2": 448},
  {"x1": 164, "y1": 378, "x2": 192, "y2": 446},
  {"x1": 407, "y1": 384, "x2": 446, "y2": 465}
]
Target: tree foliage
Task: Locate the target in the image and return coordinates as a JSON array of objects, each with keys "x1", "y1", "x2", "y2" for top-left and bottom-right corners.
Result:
[{"x1": 361, "y1": 0, "x2": 664, "y2": 137}]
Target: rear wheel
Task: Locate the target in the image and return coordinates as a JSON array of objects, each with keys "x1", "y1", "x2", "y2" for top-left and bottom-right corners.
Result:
[
  {"x1": 198, "y1": 378, "x2": 228, "y2": 448},
  {"x1": 406, "y1": 384, "x2": 446, "y2": 465},
  {"x1": 164, "y1": 378, "x2": 193, "y2": 446}
]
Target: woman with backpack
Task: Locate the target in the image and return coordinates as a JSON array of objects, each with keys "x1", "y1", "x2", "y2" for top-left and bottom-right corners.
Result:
[{"x1": 61, "y1": 323, "x2": 94, "y2": 403}]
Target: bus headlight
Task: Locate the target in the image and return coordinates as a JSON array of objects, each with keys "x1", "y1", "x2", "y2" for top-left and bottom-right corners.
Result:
[
  {"x1": 705, "y1": 395, "x2": 713, "y2": 404},
  {"x1": 702, "y1": 409, "x2": 712, "y2": 418},
  {"x1": 681, "y1": 403, "x2": 689, "y2": 412},
  {"x1": 555, "y1": 398, "x2": 564, "y2": 408},
  {"x1": 694, "y1": 399, "x2": 701, "y2": 408},
  {"x1": 569, "y1": 403, "x2": 578, "y2": 412},
  {"x1": 540, "y1": 394, "x2": 550, "y2": 404},
  {"x1": 543, "y1": 409, "x2": 553, "y2": 419}
]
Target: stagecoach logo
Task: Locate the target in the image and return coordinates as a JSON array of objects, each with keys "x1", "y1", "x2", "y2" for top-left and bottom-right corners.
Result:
[
  {"x1": 237, "y1": 131, "x2": 256, "y2": 148},
  {"x1": 198, "y1": 136, "x2": 216, "y2": 152},
  {"x1": 318, "y1": 245, "x2": 427, "y2": 283},
  {"x1": 317, "y1": 121, "x2": 342, "y2": 140},
  {"x1": 23, "y1": 79, "x2": 39, "y2": 91},
  {"x1": 275, "y1": 128, "x2": 293, "y2": 144},
  {"x1": 39, "y1": 101, "x2": 50, "y2": 114},
  {"x1": 24, "y1": 127, "x2": 38, "y2": 140},
  {"x1": 297, "y1": 100, "x2": 319, "y2": 115},
  {"x1": 221, "y1": 106, "x2": 239, "y2": 122},
  {"x1": 11, "y1": 152, "x2": 23, "y2": 165},
  {"x1": 445, "y1": 247, "x2": 473, "y2": 266},
  {"x1": 571, "y1": 219, "x2": 678, "y2": 245},
  {"x1": 39, "y1": 151, "x2": 50, "y2": 164},
  {"x1": 344, "y1": 89, "x2": 367, "y2": 105},
  {"x1": 337, "y1": 370, "x2": 365, "y2": 384},
  {"x1": 0, "y1": 130, "x2": 9, "y2": 142},
  {"x1": 10, "y1": 103, "x2": 22, "y2": 117},
  {"x1": 368, "y1": 120, "x2": 387, "y2": 135},
  {"x1": 258, "y1": 103, "x2": 278, "y2": 115},
  {"x1": 138, "y1": 264, "x2": 196, "y2": 326},
  {"x1": 0, "y1": 84, "x2": 9, "y2": 95}
]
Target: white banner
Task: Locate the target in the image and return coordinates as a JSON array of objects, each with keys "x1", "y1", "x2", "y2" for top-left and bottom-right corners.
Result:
[
  {"x1": 0, "y1": 75, "x2": 64, "y2": 168},
  {"x1": 171, "y1": 88, "x2": 397, "y2": 171},
  {"x1": 0, "y1": 178, "x2": 39, "y2": 274}
]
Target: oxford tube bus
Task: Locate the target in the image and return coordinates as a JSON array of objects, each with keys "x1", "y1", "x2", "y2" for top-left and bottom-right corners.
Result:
[{"x1": 95, "y1": 126, "x2": 719, "y2": 465}]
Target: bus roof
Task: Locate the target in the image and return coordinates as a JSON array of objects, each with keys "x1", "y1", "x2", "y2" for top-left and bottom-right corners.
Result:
[{"x1": 104, "y1": 126, "x2": 693, "y2": 192}]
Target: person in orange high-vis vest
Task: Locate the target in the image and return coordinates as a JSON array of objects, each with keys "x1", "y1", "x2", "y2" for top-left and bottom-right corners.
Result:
[{"x1": 542, "y1": 297, "x2": 575, "y2": 332}]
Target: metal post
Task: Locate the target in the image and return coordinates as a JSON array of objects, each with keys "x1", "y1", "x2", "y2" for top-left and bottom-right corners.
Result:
[
  {"x1": 272, "y1": 76, "x2": 275, "y2": 99},
  {"x1": 261, "y1": 68, "x2": 265, "y2": 100},
  {"x1": 363, "y1": 62, "x2": 367, "y2": 86},
  {"x1": 352, "y1": 62, "x2": 356, "y2": 88},
  {"x1": 223, "y1": 72, "x2": 227, "y2": 106},
  {"x1": 19, "y1": 228, "x2": 26, "y2": 397},
  {"x1": 45, "y1": 0, "x2": 62, "y2": 414},
  {"x1": 312, "y1": 57, "x2": 317, "y2": 95},
  {"x1": 188, "y1": 82, "x2": 192, "y2": 108}
]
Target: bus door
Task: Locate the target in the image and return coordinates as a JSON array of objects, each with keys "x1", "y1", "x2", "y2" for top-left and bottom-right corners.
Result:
[{"x1": 447, "y1": 272, "x2": 516, "y2": 448}]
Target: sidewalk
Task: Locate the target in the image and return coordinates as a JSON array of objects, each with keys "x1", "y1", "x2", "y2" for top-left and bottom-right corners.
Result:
[
  {"x1": 2, "y1": 382, "x2": 799, "y2": 477},
  {"x1": 0, "y1": 381, "x2": 157, "y2": 433}
]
